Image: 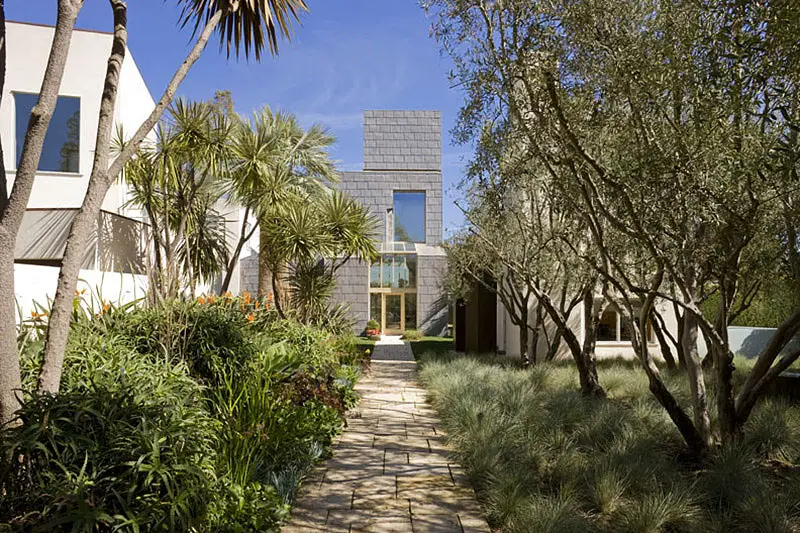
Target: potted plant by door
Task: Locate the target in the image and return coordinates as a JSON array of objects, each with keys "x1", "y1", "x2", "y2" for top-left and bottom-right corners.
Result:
[{"x1": 365, "y1": 319, "x2": 381, "y2": 340}]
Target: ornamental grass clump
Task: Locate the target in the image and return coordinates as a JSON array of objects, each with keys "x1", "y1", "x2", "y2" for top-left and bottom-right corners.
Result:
[{"x1": 418, "y1": 354, "x2": 800, "y2": 532}]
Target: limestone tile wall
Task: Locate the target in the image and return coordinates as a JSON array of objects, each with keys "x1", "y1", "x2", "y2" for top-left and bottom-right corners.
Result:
[
  {"x1": 339, "y1": 171, "x2": 443, "y2": 246},
  {"x1": 363, "y1": 110, "x2": 441, "y2": 171},
  {"x1": 239, "y1": 254, "x2": 259, "y2": 294},
  {"x1": 332, "y1": 259, "x2": 370, "y2": 333},
  {"x1": 417, "y1": 255, "x2": 449, "y2": 336}
]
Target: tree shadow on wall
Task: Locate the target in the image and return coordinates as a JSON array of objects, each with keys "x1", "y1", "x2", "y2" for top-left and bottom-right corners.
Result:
[{"x1": 421, "y1": 293, "x2": 450, "y2": 337}]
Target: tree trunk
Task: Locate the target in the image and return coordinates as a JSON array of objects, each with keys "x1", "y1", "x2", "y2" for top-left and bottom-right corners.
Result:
[
  {"x1": 736, "y1": 309, "x2": 800, "y2": 424},
  {"x1": 633, "y1": 318, "x2": 706, "y2": 455},
  {"x1": 518, "y1": 306, "x2": 530, "y2": 367},
  {"x1": 270, "y1": 263, "x2": 286, "y2": 318},
  {"x1": 0, "y1": 0, "x2": 82, "y2": 422},
  {"x1": 220, "y1": 206, "x2": 254, "y2": 293},
  {"x1": 713, "y1": 298, "x2": 737, "y2": 443},
  {"x1": 533, "y1": 286, "x2": 605, "y2": 397},
  {"x1": 682, "y1": 310, "x2": 712, "y2": 446},
  {"x1": 37, "y1": 6, "x2": 225, "y2": 393},
  {"x1": 38, "y1": 0, "x2": 127, "y2": 394},
  {"x1": 578, "y1": 289, "x2": 605, "y2": 397},
  {"x1": 546, "y1": 327, "x2": 564, "y2": 361},
  {"x1": 673, "y1": 301, "x2": 686, "y2": 369},
  {"x1": 257, "y1": 224, "x2": 272, "y2": 297},
  {"x1": 0, "y1": 0, "x2": 7, "y2": 213},
  {"x1": 651, "y1": 310, "x2": 677, "y2": 370},
  {"x1": 0, "y1": 1, "x2": 14, "y2": 426}
]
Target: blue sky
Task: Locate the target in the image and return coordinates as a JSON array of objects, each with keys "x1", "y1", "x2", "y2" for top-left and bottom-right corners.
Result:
[{"x1": 8, "y1": 0, "x2": 469, "y2": 234}]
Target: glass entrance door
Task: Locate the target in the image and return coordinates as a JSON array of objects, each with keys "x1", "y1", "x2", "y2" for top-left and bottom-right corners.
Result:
[
  {"x1": 385, "y1": 294, "x2": 402, "y2": 334},
  {"x1": 369, "y1": 292, "x2": 417, "y2": 334}
]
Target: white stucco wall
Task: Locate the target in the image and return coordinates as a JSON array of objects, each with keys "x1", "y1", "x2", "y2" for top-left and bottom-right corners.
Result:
[
  {"x1": 497, "y1": 295, "x2": 679, "y2": 361},
  {"x1": 2, "y1": 21, "x2": 155, "y2": 214},
  {"x1": 14, "y1": 264, "x2": 147, "y2": 322}
]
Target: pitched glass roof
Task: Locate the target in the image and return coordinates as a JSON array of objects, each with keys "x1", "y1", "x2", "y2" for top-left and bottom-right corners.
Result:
[{"x1": 377, "y1": 242, "x2": 417, "y2": 253}]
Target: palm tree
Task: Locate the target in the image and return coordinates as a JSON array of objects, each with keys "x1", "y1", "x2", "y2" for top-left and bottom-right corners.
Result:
[
  {"x1": 220, "y1": 108, "x2": 336, "y2": 304},
  {"x1": 123, "y1": 100, "x2": 233, "y2": 300},
  {"x1": 320, "y1": 191, "x2": 381, "y2": 275},
  {"x1": 264, "y1": 193, "x2": 380, "y2": 325},
  {"x1": 35, "y1": 0, "x2": 309, "y2": 397}
]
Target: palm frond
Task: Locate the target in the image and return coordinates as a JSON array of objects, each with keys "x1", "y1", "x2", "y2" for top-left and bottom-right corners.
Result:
[{"x1": 177, "y1": 0, "x2": 308, "y2": 61}]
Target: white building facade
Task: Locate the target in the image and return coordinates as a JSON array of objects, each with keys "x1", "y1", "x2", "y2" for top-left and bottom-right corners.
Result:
[{"x1": 3, "y1": 21, "x2": 156, "y2": 315}]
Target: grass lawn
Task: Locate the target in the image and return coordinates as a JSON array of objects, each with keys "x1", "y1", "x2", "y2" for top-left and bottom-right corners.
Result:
[
  {"x1": 407, "y1": 336, "x2": 454, "y2": 358},
  {"x1": 418, "y1": 353, "x2": 800, "y2": 533}
]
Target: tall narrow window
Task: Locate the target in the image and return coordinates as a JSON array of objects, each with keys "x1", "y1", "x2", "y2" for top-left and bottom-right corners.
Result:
[
  {"x1": 15, "y1": 93, "x2": 80, "y2": 173},
  {"x1": 393, "y1": 191, "x2": 426, "y2": 243}
]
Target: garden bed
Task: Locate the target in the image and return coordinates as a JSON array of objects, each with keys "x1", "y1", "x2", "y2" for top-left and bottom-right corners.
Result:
[
  {"x1": 2, "y1": 296, "x2": 367, "y2": 531},
  {"x1": 418, "y1": 354, "x2": 800, "y2": 533}
]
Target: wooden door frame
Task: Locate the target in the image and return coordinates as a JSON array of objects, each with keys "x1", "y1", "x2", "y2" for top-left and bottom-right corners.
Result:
[
  {"x1": 371, "y1": 290, "x2": 417, "y2": 334},
  {"x1": 382, "y1": 293, "x2": 404, "y2": 334}
]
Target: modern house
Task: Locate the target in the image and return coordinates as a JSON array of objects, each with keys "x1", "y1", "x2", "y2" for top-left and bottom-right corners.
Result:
[
  {"x1": 3, "y1": 21, "x2": 156, "y2": 315},
  {"x1": 237, "y1": 111, "x2": 449, "y2": 336},
  {"x1": 332, "y1": 110, "x2": 448, "y2": 336}
]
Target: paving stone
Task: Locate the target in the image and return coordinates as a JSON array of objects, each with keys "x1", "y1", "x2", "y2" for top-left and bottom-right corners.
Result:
[
  {"x1": 411, "y1": 513, "x2": 462, "y2": 532},
  {"x1": 285, "y1": 339, "x2": 489, "y2": 531},
  {"x1": 459, "y1": 512, "x2": 493, "y2": 532},
  {"x1": 407, "y1": 449, "x2": 450, "y2": 466},
  {"x1": 328, "y1": 509, "x2": 411, "y2": 531},
  {"x1": 293, "y1": 485, "x2": 352, "y2": 511}
]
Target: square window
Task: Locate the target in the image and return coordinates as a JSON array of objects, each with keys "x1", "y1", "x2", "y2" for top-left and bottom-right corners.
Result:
[{"x1": 16, "y1": 93, "x2": 80, "y2": 173}]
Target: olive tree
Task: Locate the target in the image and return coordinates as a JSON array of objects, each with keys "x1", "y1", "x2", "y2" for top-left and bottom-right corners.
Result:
[{"x1": 425, "y1": 0, "x2": 800, "y2": 451}]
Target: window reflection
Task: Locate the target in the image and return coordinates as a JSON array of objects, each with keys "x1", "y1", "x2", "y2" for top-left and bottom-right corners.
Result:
[
  {"x1": 16, "y1": 93, "x2": 80, "y2": 173},
  {"x1": 405, "y1": 293, "x2": 417, "y2": 329},
  {"x1": 393, "y1": 191, "x2": 425, "y2": 243},
  {"x1": 370, "y1": 294, "x2": 381, "y2": 324},
  {"x1": 596, "y1": 302, "x2": 653, "y2": 342},
  {"x1": 598, "y1": 310, "x2": 617, "y2": 341},
  {"x1": 369, "y1": 254, "x2": 417, "y2": 289},
  {"x1": 370, "y1": 260, "x2": 381, "y2": 288}
]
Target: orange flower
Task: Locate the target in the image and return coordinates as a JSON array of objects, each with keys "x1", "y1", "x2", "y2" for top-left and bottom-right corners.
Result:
[
  {"x1": 198, "y1": 296, "x2": 206, "y2": 305},
  {"x1": 267, "y1": 292, "x2": 274, "y2": 303},
  {"x1": 103, "y1": 301, "x2": 111, "y2": 312},
  {"x1": 254, "y1": 301, "x2": 260, "y2": 309},
  {"x1": 246, "y1": 313, "x2": 255, "y2": 322},
  {"x1": 243, "y1": 292, "x2": 251, "y2": 305},
  {"x1": 74, "y1": 288, "x2": 86, "y2": 296},
  {"x1": 224, "y1": 291, "x2": 232, "y2": 299},
  {"x1": 208, "y1": 295, "x2": 216, "y2": 304}
]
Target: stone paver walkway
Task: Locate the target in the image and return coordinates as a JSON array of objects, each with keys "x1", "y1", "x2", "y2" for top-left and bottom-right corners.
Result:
[{"x1": 284, "y1": 337, "x2": 490, "y2": 533}]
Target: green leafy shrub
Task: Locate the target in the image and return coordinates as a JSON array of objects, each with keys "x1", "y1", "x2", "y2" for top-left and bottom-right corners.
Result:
[
  {"x1": 365, "y1": 319, "x2": 380, "y2": 332},
  {"x1": 5, "y1": 295, "x2": 364, "y2": 531},
  {"x1": 401, "y1": 328, "x2": 423, "y2": 340},
  {"x1": 1, "y1": 335, "x2": 216, "y2": 531},
  {"x1": 204, "y1": 481, "x2": 290, "y2": 532},
  {"x1": 111, "y1": 298, "x2": 273, "y2": 383}
]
